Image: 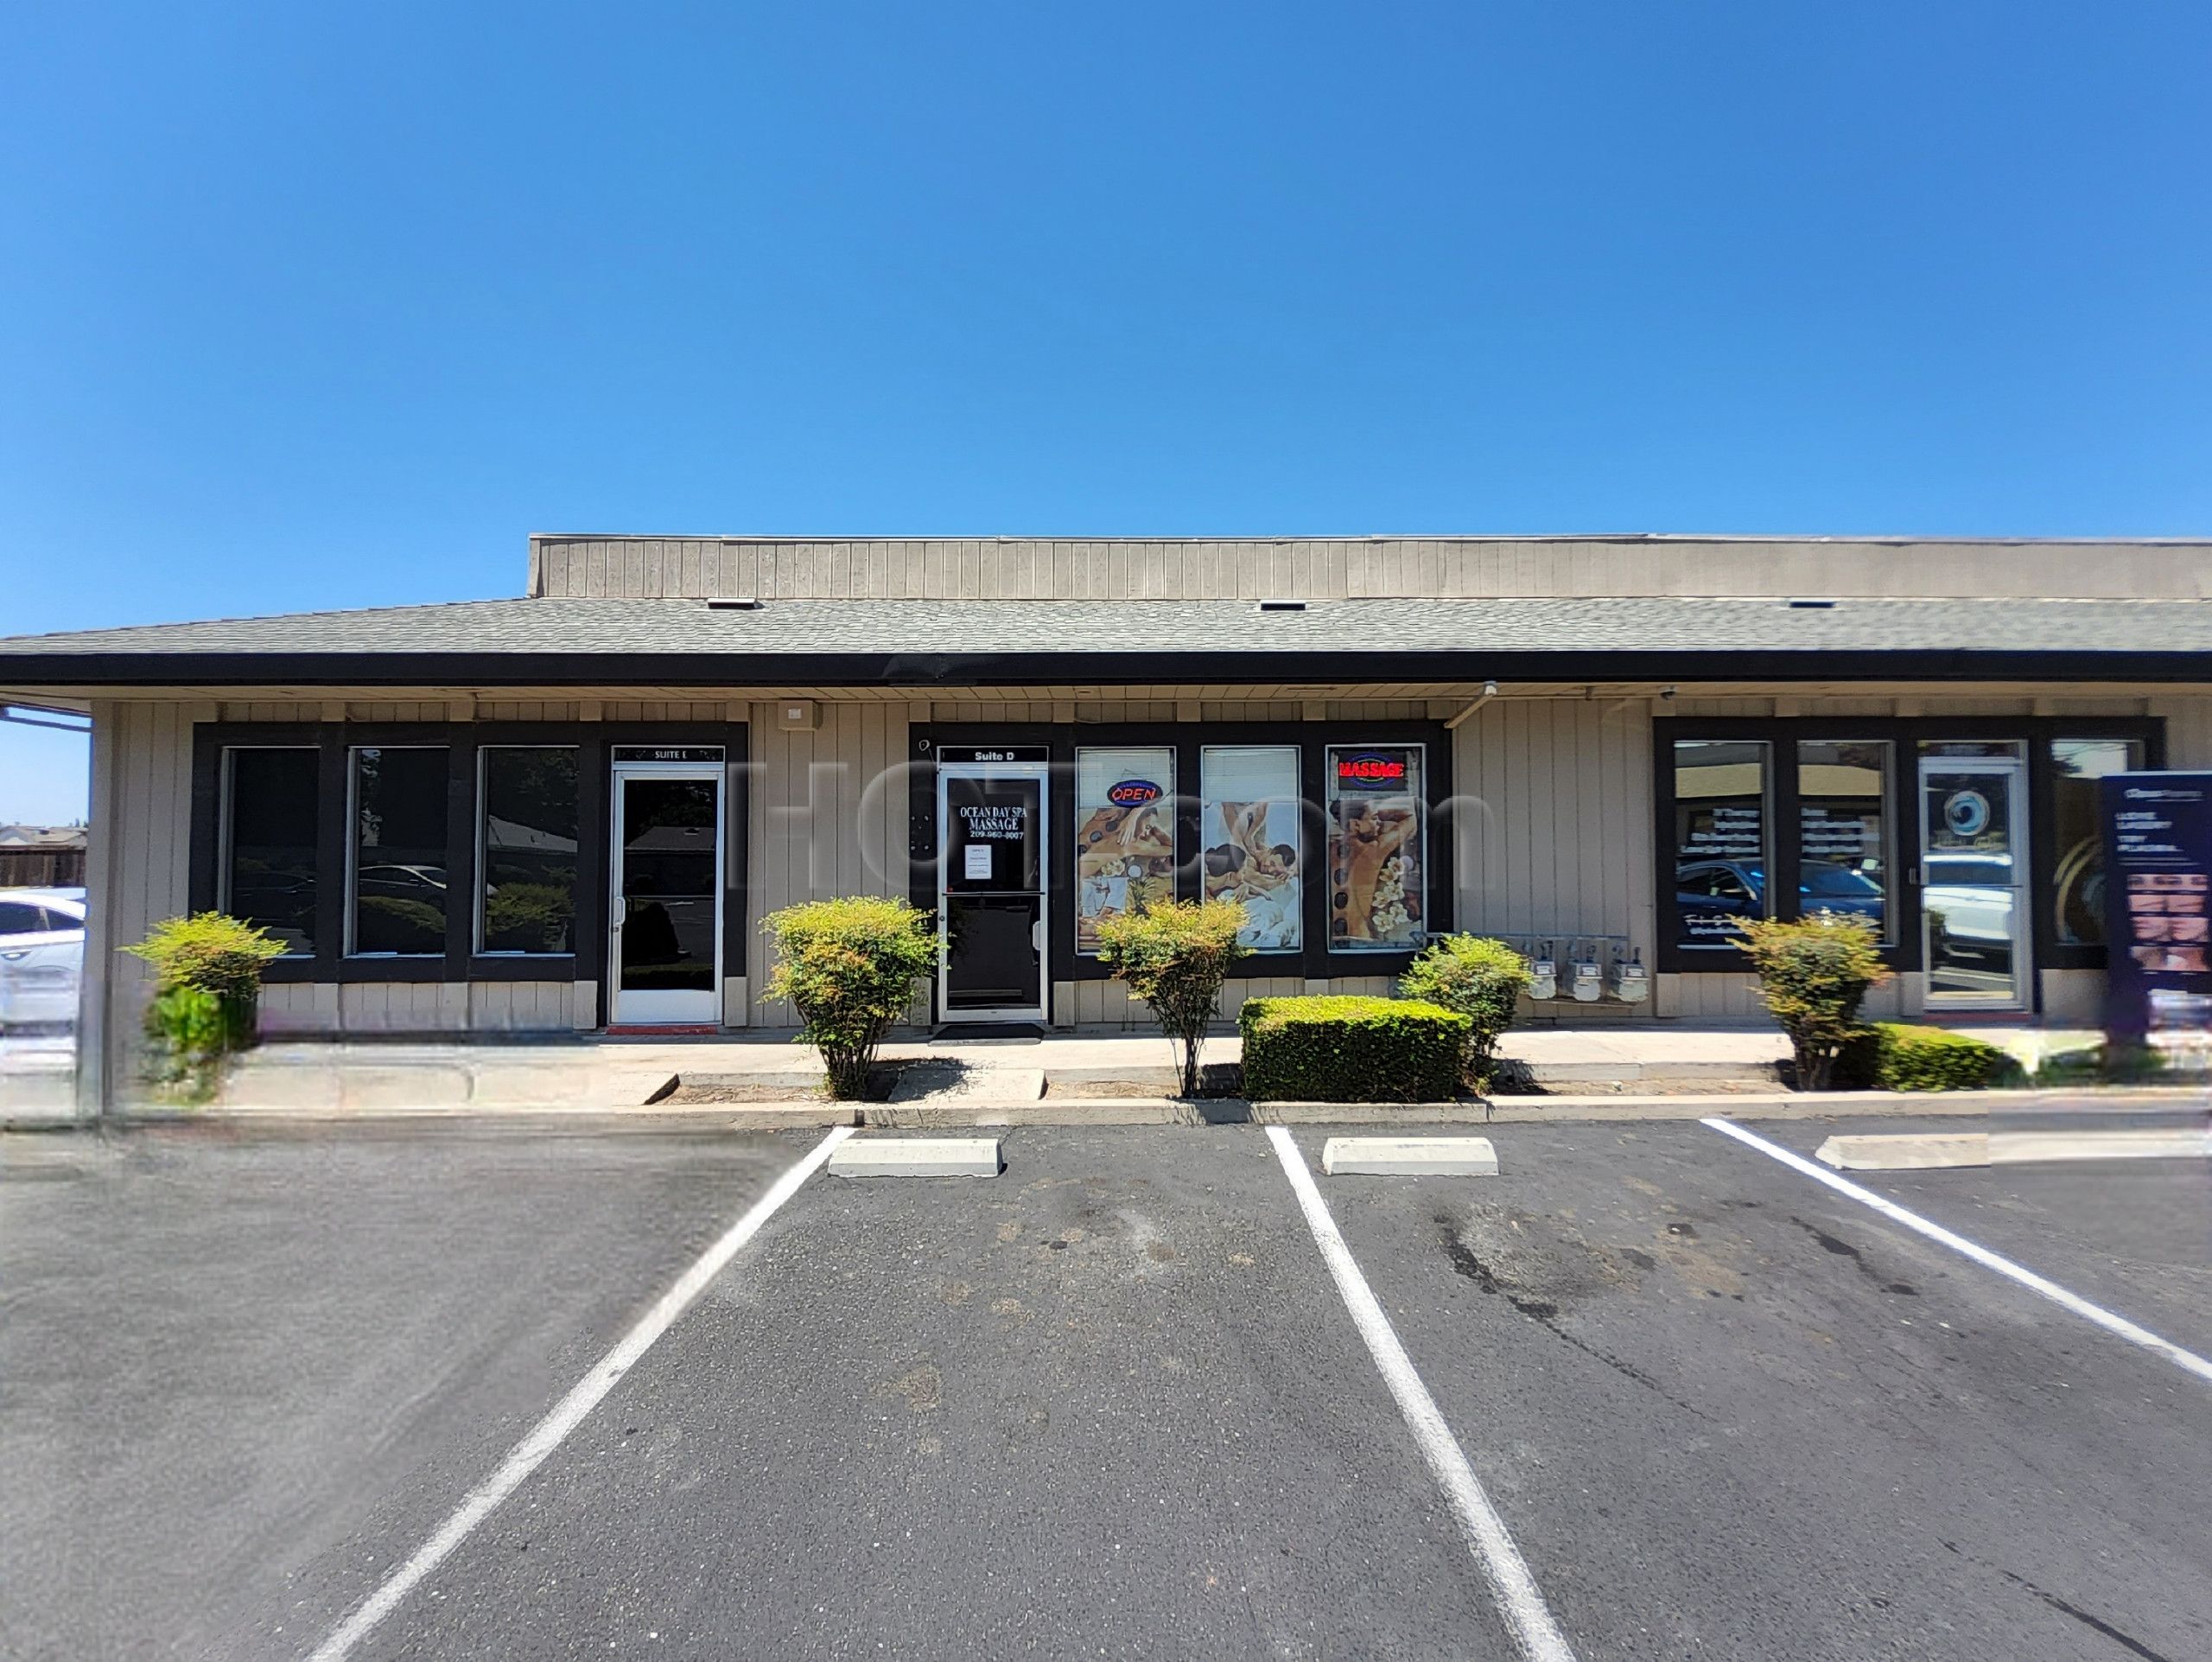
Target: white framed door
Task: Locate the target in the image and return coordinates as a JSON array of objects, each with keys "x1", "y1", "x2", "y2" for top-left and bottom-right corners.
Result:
[
  {"x1": 937, "y1": 756, "x2": 1049, "y2": 1023},
  {"x1": 1919, "y1": 755, "x2": 2031, "y2": 1009},
  {"x1": 608, "y1": 761, "x2": 724, "y2": 1026}
]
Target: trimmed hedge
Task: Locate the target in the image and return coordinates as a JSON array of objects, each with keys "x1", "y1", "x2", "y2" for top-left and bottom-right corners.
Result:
[
  {"x1": 1239, "y1": 995, "x2": 1470, "y2": 1103},
  {"x1": 1836, "y1": 1022, "x2": 2017, "y2": 1092},
  {"x1": 1398, "y1": 935, "x2": 1533, "y2": 1092}
]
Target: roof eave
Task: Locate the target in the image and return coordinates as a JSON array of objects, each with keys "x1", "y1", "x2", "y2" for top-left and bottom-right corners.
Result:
[{"x1": 0, "y1": 646, "x2": 2209, "y2": 690}]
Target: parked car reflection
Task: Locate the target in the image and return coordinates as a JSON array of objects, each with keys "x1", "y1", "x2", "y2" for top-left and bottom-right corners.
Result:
[
  {"x1": 1676, "y1": 858, "x2": 1885, "y2": 934},
  {"x1": 0, "y1": 887, "x2": 86, "y2": 1030},
  {"x1": 1923, "y1": 851, "x2": 2017, "y2": 967}
]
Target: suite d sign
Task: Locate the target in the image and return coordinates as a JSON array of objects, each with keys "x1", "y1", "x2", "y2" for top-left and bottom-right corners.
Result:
[{"x1": 2100, "y1": 772, "x2": 2212, "y2": 1051}]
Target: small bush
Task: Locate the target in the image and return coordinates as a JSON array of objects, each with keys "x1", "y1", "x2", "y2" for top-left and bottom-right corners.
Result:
[
  {"x1": 1734, "y1": 914, "x2": 1891, "y2": 1092},
  {"x1": 1239, "y1": 995, "x2": 1470, "y2": 1103},
  {"x1": 1095, "y1": 898, "x2": 1251, "y2": 1097},
  {"x1": 124, "y1": 911, "x2": 288, "y2": 1000},
  {"x1": 1399, "y1": 935, "x2": 1532, "y2": 1092},
  {"x1": 2033, "y1": 1041, "x2": 2169, "y2": 1086},
  {"x1": 124, "y1": 912, "x2": 287, "y2": 1099},
  {"x1": 763, "y1": 896, "x2": 940, "y2": 1098},
  {"x1": 1836, "y1": 1022, "x2": 2017, "y2": 1092}
]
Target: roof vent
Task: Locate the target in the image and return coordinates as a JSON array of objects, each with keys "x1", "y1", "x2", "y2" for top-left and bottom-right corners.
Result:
[
  {"x1": 1256, "y1": 598, "x2": 1307, "y2": 613},
  {"x1": 1786, "y1": 597, "x2": 1837, "y2": 609},
  {"x1": 706, "y1": 596, "x2": 761, "y2": 610}
]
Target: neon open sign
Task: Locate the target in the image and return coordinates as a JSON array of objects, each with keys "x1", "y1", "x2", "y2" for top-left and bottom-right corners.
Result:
[
  {"x1": 1108, "y1": 780, "x2": 1163, "y2": 806},
  {"x1": 1336, "y1": 754, "x2": 1408, "y2": 787}
]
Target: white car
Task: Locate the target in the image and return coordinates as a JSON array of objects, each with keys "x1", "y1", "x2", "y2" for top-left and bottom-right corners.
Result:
[
  {"x1": 0, "y1": 887, "x2": 86, "y2": 1030},
  {"x1": 1922, "y1": 853, "x2": 2017, "y2": 958}
]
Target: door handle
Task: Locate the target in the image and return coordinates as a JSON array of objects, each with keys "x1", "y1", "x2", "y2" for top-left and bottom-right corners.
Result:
[
  {"x1": 610, "y1": 896, "x2": 627, "y2": 927},
  {"x1": 0, "y1": 950, "x2": 27, "y2": 961}
]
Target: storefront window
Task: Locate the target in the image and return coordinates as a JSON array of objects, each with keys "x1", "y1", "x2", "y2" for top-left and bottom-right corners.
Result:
[
  {"x1": 2051, "y1": 736, "x2": 2148, "y2": 946},
  {"x1": 478, "y1": 747, "x2": 580, "y2": 954},
  {"x1": 1074, "y1": 748, "x2": 1176, "y2": 954},
  {"x1": 348, "y1": 746, "x2": 451, "y2": 956},
  {"x1": 1796, "y1": 740, "x2": 1891, "y2": 942},
  {"x1": 1201, "y1": 746, "x2": 1302, "y2": 951},
  {"x1": 1672, "y1": 739, "x2": 1770, "y2": 947},
  {"x1": 1325, "y1": 745, "x2": 1427, "y2": 952},
  {"x1": 221, "y1": 748, "x2": 319, "y2": 954}
]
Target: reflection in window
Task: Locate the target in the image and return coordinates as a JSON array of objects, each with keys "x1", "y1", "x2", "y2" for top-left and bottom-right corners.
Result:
[
  {"x1": 1200, "y1": 747, "x2": 1301, "y2": 950},
  {"x1": 1325, "y1": 746, "x2": 1426, "y2": 952},
  {"x1": 2051, "y1": 737, "x2": 2147, "y2": 946},
  {"x1": 349, "y1": 747, "x2": 450, "y2": 956},
  {"x1": 1797, "y1": 740, "x2": 1891, "y2": 941},
  {"x1": 1672, "y1": 740, "x2": 1770, "y2": 947},
  {"x1": 479, "y1": 748, "x2": 580, "y2": 954},
  {"x1": 222, "y1": 748, "x2": 319, "y2": 954},
  {"x1": 1075, "y1": 748, "x2": 1174, "y2": 955}
]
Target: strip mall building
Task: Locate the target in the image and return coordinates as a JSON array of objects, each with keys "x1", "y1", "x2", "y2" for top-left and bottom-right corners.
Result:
[{"x1": 4, "y1": 533, "x2": 2207, "y2": 1111}]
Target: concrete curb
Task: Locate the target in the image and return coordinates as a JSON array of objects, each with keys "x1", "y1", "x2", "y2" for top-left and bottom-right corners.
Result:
[{"x1": 23, "y1": 1081, "x2": 2205, "y2": 1136}]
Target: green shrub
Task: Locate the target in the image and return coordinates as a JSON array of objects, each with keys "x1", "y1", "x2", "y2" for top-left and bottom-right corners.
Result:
[
  {"x1": 2033, "y1": 1041, "x2": 2168, "y2": 1086},
  {"x1": 1733, "y1": 913, "x2": 1891, "y2": 1092},
  {"x1": 1095, "y1": 898, "x2": 1251, "y2": 1097},
  {"x1": 124, "y1": 911, "x2": 288, "y2": 999},
  {"x1": 1239, "y1": 995, "x2": 1471, "y2": 1103},
  {"x1": 762, "y1": 896, "x2": 940, "y2": 1098},
  {"x1": 1836, "y1": 1022, "x2": 2017, "y2": 1092},
  {"x1": 1398, "y1": 935, "x2": 1532, "y2": 1092},
  {"x1": 124, "y1": 912, "x2": 287, "y2": 1099}
]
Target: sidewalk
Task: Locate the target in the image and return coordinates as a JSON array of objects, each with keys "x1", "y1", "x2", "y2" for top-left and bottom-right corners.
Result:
[{"x1": 0, "y1": 1021, "x2": 2155, "y2": 1128}]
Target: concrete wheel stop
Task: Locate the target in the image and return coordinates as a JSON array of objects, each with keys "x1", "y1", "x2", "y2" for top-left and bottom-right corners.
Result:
[
  {"x1": 1320, "y1": 1136, "x2": 1500, "y2": 1176},
  {"x1": 828, "y1": 1137, "x2": 1003, "y2": 1178}
]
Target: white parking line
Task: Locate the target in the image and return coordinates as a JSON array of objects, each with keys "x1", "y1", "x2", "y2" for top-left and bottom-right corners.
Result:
[
  {"x1": 307, "y1": 1124, "x2": 855, "y2": 1662},
  {"x1": 1703, "y1": 1116, "x2": 2212, "y2": 1389},
  {"x1": 1265, "y1": 1125, "x2": 1577, "y2": 1662}
]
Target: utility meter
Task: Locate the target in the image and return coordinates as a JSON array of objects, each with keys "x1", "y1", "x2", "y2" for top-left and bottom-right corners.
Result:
[
  {"x1": 1568, "y1": 939, "x2": 1604, "y2": 1003},
  {"x1": 1528, "y1": 939, "x2": 1559, "y2": 1002},
  {"x1": 1609, "y1": 946, "x2": 1649, "y2": 1003}
]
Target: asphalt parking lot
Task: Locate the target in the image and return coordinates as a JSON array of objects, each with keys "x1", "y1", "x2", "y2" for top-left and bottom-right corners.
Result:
[{"x1": 3, "y1": 1115, "x2": 2208, "y2": 1661}]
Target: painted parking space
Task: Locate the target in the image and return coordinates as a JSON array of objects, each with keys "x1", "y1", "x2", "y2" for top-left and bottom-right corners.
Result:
[
  {"x1": 16, "y1": 1119, "x2": 2212, "y2": 1661},
  {"x1": 1300, "y1": 1118, "x2": 2212, "y2": 1662},
  {"x1": 344, "y1": 1125, "x2": 1529, "y2": 1661},
  {"x1": 1739, "y1": 1109, "x2": 2212, "y2": 1367},
  {"x1": 0, "y1": 1126, "x2": 816, "y2": 1662}
]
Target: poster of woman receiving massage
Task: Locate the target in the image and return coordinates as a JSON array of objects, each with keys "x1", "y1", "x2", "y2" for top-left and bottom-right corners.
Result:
[{"x1": 1201, "y1": 746, "x2": 1303, "y2": 950}]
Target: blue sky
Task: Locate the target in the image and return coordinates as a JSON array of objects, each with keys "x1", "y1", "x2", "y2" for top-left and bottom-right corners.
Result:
[{"x1": 4, "y1": 1, "x2": 2210, "y2": 822}]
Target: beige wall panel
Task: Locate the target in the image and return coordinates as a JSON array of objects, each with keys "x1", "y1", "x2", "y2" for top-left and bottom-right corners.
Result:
[
  {"x1": 85, "y1": 702, "x2": 198, "y2": 1103},
  {"x1": 2152, "y1": 694, "x2": 2212, "y2": 768},
  {"x1": 746, "y1": 699, "x2": 913, "y2": 1026},
  {"x1": 531, "y1": 535, "x2": 2212, "y2": 602}
]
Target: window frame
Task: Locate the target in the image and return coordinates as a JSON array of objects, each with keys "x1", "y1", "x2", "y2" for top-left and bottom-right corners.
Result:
[
  {"x1": 1199, "y1": 742, "x2": 1307, "y2": 956},
  {"x1": 1793, "y1": 735, "x2": 1897, "y2": 948},
  {"x1": 1654, "y1": 714, "x2": 2164, "y2": 977},
  {"x1": 1072, "y1": 743, "x2": 1179, "y2": 959},
  {"x1": 1665, "y1": 735, "x2": 1777, "y2": 954},
  {"x1": 474, "y1": 743, "x2": 584, "y2": 958},
  {"x1": 215, "y1": 743, "x2": 322, "y2": 958},
  {"x1": 189, "y1": 720, "x2": 747, "y2": 1003},
  {"x1": 908, "y1": 718, "x2": 1453, "y2": 990},
  {"x1": 345, "y1": 742, "x2": 454, "y2": 960}
]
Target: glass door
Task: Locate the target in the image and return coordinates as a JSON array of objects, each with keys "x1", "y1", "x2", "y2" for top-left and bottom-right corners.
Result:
[
  {"x1": 608, "y1": 764, "x2": 723, "y2": 1026},
  {"x1": 938, "y1": 762, "x2": 1048, "y2": 1022},
  {"x1": 1919, "y1": 755, "x2": 2030, "y2": 1009}
]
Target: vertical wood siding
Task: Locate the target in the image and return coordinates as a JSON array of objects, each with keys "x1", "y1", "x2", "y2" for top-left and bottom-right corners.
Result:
[
  {"x1": 531, "y1": 535, "x2": 2212, "y2": 602},
  {"x1": 745, "y1": 700, "x2": 912, "y2": 1025},
  {"x1": 86, "y1": 702, "x2": 197, "y2": 1102}
]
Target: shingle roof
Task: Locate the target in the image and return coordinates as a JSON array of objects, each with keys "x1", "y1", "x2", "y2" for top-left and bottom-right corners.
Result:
[{"x1": 2, "y1": 594, "x2": 2209, "y2": 685}]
